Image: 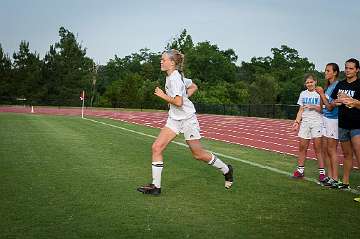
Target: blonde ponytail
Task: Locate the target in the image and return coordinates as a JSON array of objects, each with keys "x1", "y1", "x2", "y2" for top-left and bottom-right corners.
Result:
[{"x1": 164, "y1": 49, "x2": 184, "y2": 72}]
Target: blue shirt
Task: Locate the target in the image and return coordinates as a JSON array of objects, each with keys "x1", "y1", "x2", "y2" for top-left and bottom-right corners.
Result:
[{"x1": 323, "y1": 81, "x2": 339, "y2": 119}]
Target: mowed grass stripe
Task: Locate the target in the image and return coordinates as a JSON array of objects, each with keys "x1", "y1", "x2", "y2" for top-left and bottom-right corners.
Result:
[{"x1": 0, "y1": 113, "x2": 359, "y2": 239}]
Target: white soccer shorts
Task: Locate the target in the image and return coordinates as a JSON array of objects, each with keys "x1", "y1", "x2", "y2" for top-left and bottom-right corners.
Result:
[
  {"x1": 298, "y1": 120, "x2": 323, "y2": 139},
  {"x1": 322, "y1": 117, "x2": 338, "y2": 139},
  {"x1": 165, "y1": 115, "x2": 201, "y2": 140}
]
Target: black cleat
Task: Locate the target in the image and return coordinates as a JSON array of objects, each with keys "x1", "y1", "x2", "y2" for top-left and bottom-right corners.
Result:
[
  {"x1": 224, "y1": 165, "x2": 233, "y2": 189},
  {"x1": 330, "y1": 180, "x2": 339, "y2": 189},
  {"x1": 337, "y1": 183, "x2": 350, "y2": 191},
  {"x1": 321, "y1": 177, "x2": 333, "y2": 187},
  {"x1": 137, "y1": 184, "x2": 161, "y2": 195}
]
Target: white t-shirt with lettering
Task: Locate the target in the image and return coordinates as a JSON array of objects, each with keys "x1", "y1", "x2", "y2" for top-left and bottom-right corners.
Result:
[
  {"x1": 297, "y1": 89, "x2": 322, "y2": 123},
  {"x1": 165, "y1": 70, "x2": 196, "y2": 120}
]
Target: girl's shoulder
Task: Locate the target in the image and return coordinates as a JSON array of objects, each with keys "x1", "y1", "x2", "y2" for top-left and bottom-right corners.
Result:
[
  {"x1": 300, "y1": 89, "x2": 319, "y2": 97},
  {"x1": 327, "y1": 80, "x2": 339, "y2": 91},
  {"x1": 299, "y1": 89, "x2": 308, "y2": 96},
  {"x1": 169, "y1": 71, "x2": 184, "y2": 85},
  {"x1": 169, "y1": 70, "x2": 181, "y2": 80}
]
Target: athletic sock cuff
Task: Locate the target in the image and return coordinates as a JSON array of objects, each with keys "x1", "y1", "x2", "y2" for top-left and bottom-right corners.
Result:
[
  {"x1": 152, "y1": 161, "x2": 163, "y2": 167},
  {"x1": 208, "y1": 154, "x2": 216, "y2": 165}
]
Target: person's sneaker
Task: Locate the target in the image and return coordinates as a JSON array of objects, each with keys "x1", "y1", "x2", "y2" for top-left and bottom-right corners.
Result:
[
  {"x1": 354, "y1": 197, "x2": 360, "y2": 203},
  {"x1": 224, "y1": 165, "x2": 233, "y2": 189},
  {"x1": 319, "y1": 174, "x2": 328, "y2": 184},
  {"x1": 137, "y1": 184, "x2": 161, "y2": 195},
  {"x1": 330, "y1": 180, "x2": 340, "y2": 189},
  {"x1": 292, "y1": 170, "x2": 304, "y2": 179},
  {"x1": 337, "y1": 183, "x2": 350, "y2": 190},
  {"x1": 322, "y1": 178, "x2": 334, "y2": 187}
]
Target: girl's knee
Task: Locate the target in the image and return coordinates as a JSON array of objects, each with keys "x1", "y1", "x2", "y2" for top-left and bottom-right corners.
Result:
[{"x1": 152, "y1": 142, "x2": 163, "y2": 154}]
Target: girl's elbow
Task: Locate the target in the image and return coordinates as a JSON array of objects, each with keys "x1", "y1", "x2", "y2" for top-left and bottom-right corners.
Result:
[
  {"x1": 176, "y1": 99, "x2": 183, "y2": 107},
  {"x1": 173, "y1": 96, "x2": 183, "y2": 107},
  {"x1": 176, "y1": 101, "x2": 183, "y2": 107}
]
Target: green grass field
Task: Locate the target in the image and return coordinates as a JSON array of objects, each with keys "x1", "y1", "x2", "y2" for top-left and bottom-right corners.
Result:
[{"x1": 1, "y1": 113, "x2": 360, "y2": 239}]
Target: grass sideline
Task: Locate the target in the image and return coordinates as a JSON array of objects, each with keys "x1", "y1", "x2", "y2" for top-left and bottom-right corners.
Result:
[{"x1": 0, "y1": 113, "x2": 359, "y2": 239}]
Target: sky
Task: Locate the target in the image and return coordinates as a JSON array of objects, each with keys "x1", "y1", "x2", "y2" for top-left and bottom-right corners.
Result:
[{"x1": 1, "y1": 0, "x2": 359, "y2": 71}]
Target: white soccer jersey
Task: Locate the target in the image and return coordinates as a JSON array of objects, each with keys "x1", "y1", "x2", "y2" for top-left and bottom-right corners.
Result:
[
  {"x1": 297, "y1": 89, "x2": 322, "y2": 123},
  {"x1": 165, "y1": 70, "x2": 196, "y2": 120},
  {"x1": 183, "y1": 77, "x2": 193, "y2": 88}
]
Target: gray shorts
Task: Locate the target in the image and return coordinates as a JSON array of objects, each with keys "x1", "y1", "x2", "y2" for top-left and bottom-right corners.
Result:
[
  {"x1": 298, "y1": 120, "x2": 323, "y2": 139},
  {"x1": 338, "y1": 128, "x2": 360, "y2": 142}
]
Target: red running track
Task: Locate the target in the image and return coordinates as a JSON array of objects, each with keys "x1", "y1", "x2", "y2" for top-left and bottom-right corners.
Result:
[{"x1": 1, "y1": 105, "x2": 354, "y2": 166}]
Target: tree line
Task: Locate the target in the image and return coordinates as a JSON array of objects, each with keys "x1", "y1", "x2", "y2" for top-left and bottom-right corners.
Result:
[{"x1": 0, "y1": 27, "x2": 326, "y2": 108}]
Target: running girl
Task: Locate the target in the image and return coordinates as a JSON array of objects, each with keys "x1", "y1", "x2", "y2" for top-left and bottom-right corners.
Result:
[
  {"x1": 292, "y1": 74, "x2": 325, "y2": 183},
  {"x1": 137, "y1": 49, "x2": 233, "y2": 195}
]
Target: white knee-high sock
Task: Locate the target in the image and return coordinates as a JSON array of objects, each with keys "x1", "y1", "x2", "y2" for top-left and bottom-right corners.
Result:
[
  {"x1": 208, "y1": 154, "x2": 229, "y2": 174},
  {"x1": 152, "y1": 161, "x2": 163, "y2": 188},
  {"x1": 297, "y1": 166, "x2": 304, "y2": 174}
]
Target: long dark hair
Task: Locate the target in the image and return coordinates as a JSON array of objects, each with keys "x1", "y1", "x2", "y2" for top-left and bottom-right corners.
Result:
[{"x1": 325, "y1": 63, "x2": 339, "y2": 89}]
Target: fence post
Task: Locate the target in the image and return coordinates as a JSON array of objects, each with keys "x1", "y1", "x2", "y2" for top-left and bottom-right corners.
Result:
[{"x1": 272, "y1": 104, "x2": 275, "y2": 118}]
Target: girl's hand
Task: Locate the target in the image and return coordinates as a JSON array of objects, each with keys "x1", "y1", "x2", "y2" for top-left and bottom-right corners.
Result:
[
  {"x1": 336, "y1": 93, "x2": 353, "y2": 106},
  {"x1": 315, "y1": 86, "x2": 324, "y2": 95},
  {"x1": 333, "y1": 99, "x2": 343, "y2": 106},
  {"x1": 342, "y1": 97, "x2": 356, "y2": 108},
  {"x1": 154, "y1": 87, "x2": 165, "y2": 98},
  {"x1": 292, "y1": 121, "x2": 300, "y2": 132},
  {"x1": 337, "y1": 92, "x2": 351, "y2": 101},
  {"x1": 304, "y1": 105, "x2": 321, "y2": 111},
  {"x1": 304, "y1": 105, "x2": 315, "y2": 110}
]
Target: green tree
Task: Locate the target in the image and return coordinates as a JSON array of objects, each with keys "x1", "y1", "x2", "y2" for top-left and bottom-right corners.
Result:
[
  {"x1": 186, "y1": 41, "x2": 237, "y2": 84},
  {"x1": 43, "y1": 27, "x2": 94, "y2": 105},
  {"x1": 270, "y1": 45, "x2": 315, "y2": 103},
  {"x1": 248, "y1": 73, "x2": 279, "y2": 104},
  {"x1": 101, "y1": 48, "x2": 163, "y2": 108},
  {"x1": 166, "y1": 29, "x2": 194, "y2": 54},
  {"x1": 0, "y1": 44, "x2": 13, "y2": 102},
  {"x1": 12, "y1": 41, "x2": 43, "y2": 104},
  {"x1": 227, "y1": 81, "x2": 250, "y2": 104},
  {"x1": 238, "y1": 45, "x2": 316, "y2": 104},
  {"x1": 103, "y1": 73, "x2": 145, "y2": 108},
  {"x1": 101, "y1": 29, "x2": 241, "y2": 108}
]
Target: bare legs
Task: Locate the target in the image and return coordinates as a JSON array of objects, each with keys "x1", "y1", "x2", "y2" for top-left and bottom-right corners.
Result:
[
  {"x1": 185, "y1": 139, "x2": 212, "y2": 162},
  {"x1": 322, "y1": 137, "x2": 338, "y2": 180},
  {"x1": 150, "y1": 127, "x2": 230, "y2": 185},
  {"x1": 296, "y1": 137, "x2": 323, "y2": 174},
  {"x1": 340, "y1": 136, "x2": 360, "y2": 184},
  {"x1": 152, "y1": 127, "x2": 177, "y2": 163},
  {"x1": 297, "y1": 138, "x2": 310, "y2": 167}
]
